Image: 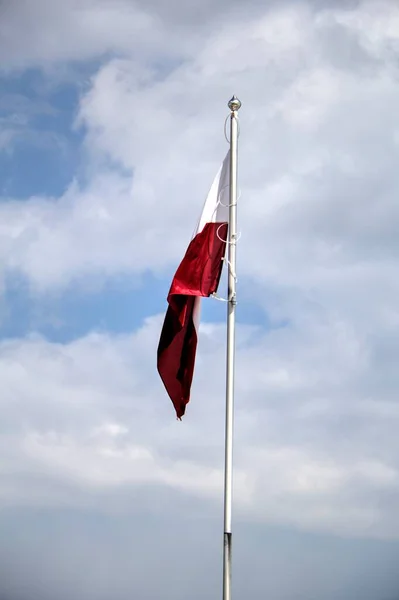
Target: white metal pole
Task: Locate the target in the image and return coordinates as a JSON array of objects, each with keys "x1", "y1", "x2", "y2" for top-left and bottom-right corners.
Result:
[{"x1": 223, "y1": 95, "x2": 241, "y2": 600}]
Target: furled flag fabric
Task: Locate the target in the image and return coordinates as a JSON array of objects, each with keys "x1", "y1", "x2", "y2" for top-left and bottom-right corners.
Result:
[{"x1": 157, "y1": 152, "x2": 230, "y2": 418}]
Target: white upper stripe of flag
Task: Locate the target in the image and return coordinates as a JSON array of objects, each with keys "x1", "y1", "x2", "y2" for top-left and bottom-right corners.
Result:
[
  {"x1": 195, "y1": 151, "x2": 230, "y2": 235},
  {"x1": 192, "y1": 152, "x2": 230, "y2": 329}
]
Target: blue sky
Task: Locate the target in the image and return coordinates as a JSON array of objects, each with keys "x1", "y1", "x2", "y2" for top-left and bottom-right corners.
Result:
[
  {"x1": 2, "y1": 1, "x2": 399, "y2": 599},
  {"x1": 0, "y1": 69, "x2": 82, "y2": 199}
]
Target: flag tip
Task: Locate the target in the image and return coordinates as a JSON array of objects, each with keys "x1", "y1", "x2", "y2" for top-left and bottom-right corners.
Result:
[{"x1": 228, "y1": 95, "x2": 241, "y2": 112}]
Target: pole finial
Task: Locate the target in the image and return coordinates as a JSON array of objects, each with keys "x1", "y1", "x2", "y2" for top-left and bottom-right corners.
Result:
[{"x1": 228, "y1": 95, "x2": 241, "y2": 112}]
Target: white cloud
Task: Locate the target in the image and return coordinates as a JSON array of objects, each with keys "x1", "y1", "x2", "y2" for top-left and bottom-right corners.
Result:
[
  {"x1": 0, "y1": 311, "x2": 399, "y2": 540},
  {"x1": 331, "y1": 1, "x2": 399, "y2": 59},
  {"x1": 0, "y1": 0, "x2": 260, "y2": 73},
  {"x1": 0, "y1": 0, "x2": 163, "y2": 70}
]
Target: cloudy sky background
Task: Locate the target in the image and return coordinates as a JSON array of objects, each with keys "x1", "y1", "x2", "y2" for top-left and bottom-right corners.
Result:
[{"x1": 1, "y1": 0, "x2": 399, "y2": 598}]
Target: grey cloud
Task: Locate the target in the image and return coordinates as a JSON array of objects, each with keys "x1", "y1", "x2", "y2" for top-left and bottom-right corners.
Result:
[
  {"x1": 0, "y1": 0, "x2": 374, "y2": 71},
  {"x1": 0, "y1": 506, "x2": 398, "y2": 600}
]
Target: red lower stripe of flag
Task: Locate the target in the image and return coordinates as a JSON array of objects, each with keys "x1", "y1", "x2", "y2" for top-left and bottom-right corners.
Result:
[{"x1": 157, "y1": 221, "x2": 228, "y2": 418}]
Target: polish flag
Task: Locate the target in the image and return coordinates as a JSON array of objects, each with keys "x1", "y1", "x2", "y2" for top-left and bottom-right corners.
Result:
[{"x1": 157, "y1": 153, "x2": 230, "y2": 419}]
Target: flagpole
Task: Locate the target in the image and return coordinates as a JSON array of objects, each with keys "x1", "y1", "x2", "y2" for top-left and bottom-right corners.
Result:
[{"x1": 223, "y1": 95, "x2": 241, "y2": 600}]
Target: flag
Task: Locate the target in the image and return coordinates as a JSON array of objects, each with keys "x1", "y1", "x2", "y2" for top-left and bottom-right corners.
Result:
[{"x1": 157, "y1": 152, "x2": 230, "y2": 418}]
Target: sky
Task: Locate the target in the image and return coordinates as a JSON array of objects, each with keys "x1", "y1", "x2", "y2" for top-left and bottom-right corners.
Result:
[{"x1": 1, "y1": 0, "x2": 399, "y2": 598}]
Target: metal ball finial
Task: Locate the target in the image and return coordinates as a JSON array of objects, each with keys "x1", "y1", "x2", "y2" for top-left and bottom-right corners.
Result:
[{"x1": 228, "y1": 95, "x2": 241, "y2": 112}]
